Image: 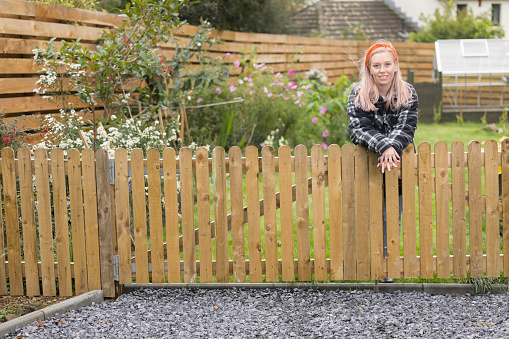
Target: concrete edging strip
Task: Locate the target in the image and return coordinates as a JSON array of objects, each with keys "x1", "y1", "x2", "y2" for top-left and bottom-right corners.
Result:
[{"x1": 0, "y1": 290, "x2": 104, "y2": 338}]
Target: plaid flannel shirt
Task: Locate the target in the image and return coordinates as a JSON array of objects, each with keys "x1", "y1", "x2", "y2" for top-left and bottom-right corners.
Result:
[{"x1": 347, "y1": 83, "x2": 418, "y2": 157}]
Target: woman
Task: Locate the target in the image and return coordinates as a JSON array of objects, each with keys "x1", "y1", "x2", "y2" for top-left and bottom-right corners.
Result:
[{"x1": 347, "y1": 40, "x2": 418, "y2": 282}]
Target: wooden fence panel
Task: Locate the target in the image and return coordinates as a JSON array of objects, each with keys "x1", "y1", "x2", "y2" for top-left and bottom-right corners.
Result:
[
  {"x1": 180, "y1": 147, "x2": 197, "y2": 283},
  {"x1": 246, "y1": 145, "x2": 263, "y2": 282},
  {"x1": 401, "y1": 144, "x2": 417, "y2": 277},
  {"x1": 312, "y1": 145, "x2": 327, "y2": 281},
  {"x1": 342, "y1": 144, "x2": 356, "y2": 280},
  {"x1": 418, "y1": 143, "x2": 434, "y2": 279},
  {"x1": 354, "y1": 145, "x2": 370, "y2": 280},
  {"x1": 295, "y1": 145, "x2": 311, "y2": 281},
  {"x1": 451, "y1": 141, "x2": 466, "y2": 278},
  {"x1": 3, "y1": 148, "x2": 23, "y2": 295},
  {"x1": 18, "y1": 147, "x2": 40, "y2": 296},
  {"x1": 434, "y1": 141, "x2": 450, "y2": 278},
  {"x1": 485, "y1": 140, "x2": 500, "y2": 277},
  {"x1": 328, "y1": 145, "x2": 343, "y2": 281},
  {"x1": 147, "y1": 148, "x2": 165, "y2": 283},
  {"x1": 163, "y1": 148, "x2": 181, "y2": 283},
  {"x1": 262, "y1": 146, "x2": 279, "y2": 282},
  {"x1": 502, "y1": 139, "x2": 509, "y2": 276},
  {"x1": 196, "y1": 147, "x2": 213, "y2": 283},
  {"x1": 50, "y1": 148, "x2": 72, "y2": 296},
  {"x1": 368, "y1": 151, "x2": 384, "y2": 280},
  {"x1": 33, "y1": 148, "x2": 55, "y2": 296},
  {"x1": 385, "y1": 165, "x2": 400, "y2": 279},
  {"x1": 0, "y1": 172, "x2": 6, "y2": 295},
  {"x1": 278, "y1": 145, "x2": 294, "y2": 282},
  {"x1": 468, "y1": 141, "x2": 483, "y2": 277},
  {"x1": 229, "y1": 146, "x2": 246, "y2": 283},
  {"x1": 213, "y1": 147, "x2": 229, "y2": 283},
  {"x1": 131, "y1": 148, "x2": 149, "y2": 284},
  {"x1": 115, "y1": 148, "x2": 132, "y2": 284}
]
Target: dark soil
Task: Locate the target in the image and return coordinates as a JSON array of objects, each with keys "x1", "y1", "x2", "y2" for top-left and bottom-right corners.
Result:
[{"x1": 0, "y1": 295, "x2": 72, "y2": 322}]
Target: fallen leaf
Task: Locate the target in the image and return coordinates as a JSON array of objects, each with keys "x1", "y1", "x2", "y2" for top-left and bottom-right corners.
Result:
[
  {"x1": 214, "y1": 305, "x2": 219, "y2": 310},
  {"x1": 358, "y1": 307, "x2": 363, "y2": 311},
  {"x1": 60, "y1": 319, "x2": 67, "y2": 325},
  {"x1": 498, "y1": 308, "x2": 502, "y2": 312},
  {"x1": 37, "y1": 318, "x2": 47, "y2": 328},
  {"x1": 16, "y1": 336, "x2": 28, "y2": 338}
]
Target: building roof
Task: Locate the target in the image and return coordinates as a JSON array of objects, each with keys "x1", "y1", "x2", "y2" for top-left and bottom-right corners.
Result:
[{"x1": 291, "y1": 0, "x2": 417, "y2": 42}]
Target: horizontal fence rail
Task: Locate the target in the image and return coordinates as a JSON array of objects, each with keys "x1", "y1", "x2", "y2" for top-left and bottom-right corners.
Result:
[{"x1": 0, "y1": 141, "x2": 508, "y2": 297}]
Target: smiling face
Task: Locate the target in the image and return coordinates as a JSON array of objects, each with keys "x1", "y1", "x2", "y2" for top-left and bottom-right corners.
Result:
[{"x1": 369, "y1": 51, "x2": 397, "y2": 95}]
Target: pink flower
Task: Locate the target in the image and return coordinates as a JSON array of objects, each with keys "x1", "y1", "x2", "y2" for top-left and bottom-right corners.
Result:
[
  {"x1": 288, "y1": 70, "x2": 295, "y2": 76},
  {"x1": 233, "y1": 60, "x2": 240, "y2": 67},
  {"x1": 267, "y1": 93, "x2": 273, "y2": 98},
  {"x1": 215, "y1": 87, "x2": 222, "y2": 94},
  {"x1": 238, "y1": 79, "x2": 244, "y2": 85},
  {"x1": 262, "y1": 87, "x2": 268, "y2": 93},
  {"x1": 289, "y1": 82, "x2": 298, "y2": 90},
  {"x1": 260, "y1": 142, "x2": 266, "y2": 147},
  {"x1": 274, "y1": 72, "x2": 283, "y2": 78},
  {"x1": 197, "y1": 98, "x2": 203, "y2": 104},
  {"x1": 229, "y1": 85, "x2": 237, "y2": 92},
  {"x1": 243, "y1": 77, "x2": 249, "y2": 81},
  {"x1": 322, "y1": 143, "x2": 328, "y2": 150},
  {"x1": 322, "y1": 130, "x2": 329, "y2": 137},
  {"x1": 301, "y1": 84, "x2": 311, "y2": 90},
  {"x1": 249, "y1": 90, "x2": 255, "y2": 95},
  {"x1": 225, "y1": 52, "x2": 231, "y2": 58},
  {"x1": 2, "y1": 137, "x2": 10, "y2": 143},
  {"x1": 320, "y1": 107, "x2": 328, "y2": 115},
  {"x1": 312, "y1": 117, "x2": 318, "y2": 123},
  {"x1": 296, "y1": 91, "x2": 304, "y2": 98}
]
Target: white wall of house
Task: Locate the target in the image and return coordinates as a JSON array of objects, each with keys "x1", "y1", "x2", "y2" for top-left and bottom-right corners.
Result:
[{"x1": 389, "y1": 0, "x2": 508, "y2": 35}]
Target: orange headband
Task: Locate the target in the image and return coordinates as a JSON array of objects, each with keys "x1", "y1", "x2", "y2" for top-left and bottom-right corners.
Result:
[{"x1": 365, "y1": 43, "x2": 398, "y2": 68}]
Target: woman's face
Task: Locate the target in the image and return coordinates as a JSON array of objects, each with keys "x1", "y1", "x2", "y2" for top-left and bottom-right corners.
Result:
[{"x1": 369, "y1": 51, "x2": 397, "y2": 94}]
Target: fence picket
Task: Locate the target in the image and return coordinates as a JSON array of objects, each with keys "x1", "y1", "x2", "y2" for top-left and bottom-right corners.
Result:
[
  {"x1": 163, "y1": 148, "x2": 181, "y2": 283},
  {"x1": 295, "y1": 145, "x2": 311, "y2": 281},
  {"x1": 33, "y1": 148, "x2": 56, "y2": 296},
  {"x1": 451, "y1": 141, "x2": 466, "y2": 278},
  {"x1": 468, "y1": 141, "x2": 483, "y2": 277},
  {"x1": 180, "y1": 147, "x2": 197, "y2": 283},
  {"x1": 82, "y1": 149, "x2": 101, "y2": 291},
  {"x1": 368, "y1": 151, "x2": 384, "y2": 280},
  {"x1": 311, "y1": 145, "x2": 327, "y2": 281},
  {"x1": 18, "y1": 147, "x2": 40, "y2": 296},
  {"x1": 502, "y1": 139, "x2": 509, "y2": 276},
  {"x1": 328, "y1": 145, "x2": 343, "y2": 281},
  {"x1": 213, "y1": 147, "x2": 229, "y2": 283},
  {"x1": 229, "y1": 146, "x2": 246, "y2": 282},
  {"x1": 484, "y1": 140, "x2": 500, "y2": 276},
  {"x1": 278, "y1": 145, "x2": 294, "y2": 282},
  {"x1": 401, "y1": 144, "x2": 417, "y2": 277},
  {"x1": 385, "y1": 164, "x2": 400, "y2": 278},
  {"x1": 342, "y1": 144, "x2": 356, "y2": 280},
  {"x1": 196, "y1": 147, "x2": 213, "y2": 282},
  {"x1": 0, "y1": 165, "x2": 6, "y2": 295},
  {"x1": 246, "y1": 145, "x2": 263, "y2": 282},
  {"x1": 3, "y1": 148, "x2": 23, "y2": 295},
  {"x1": 131, "y1": 148, "x2": 149, "y2": 284},
  {"x1": 418, "y1": 143, "x2": 433, "y2": 279},
  {"x1": 115, "y1": 148, "x2": 132, "y2": 284},
  {"x1": 50, "y1": 148, "x2": 72, "y2": 296},
  {"x1": 354, "y1": 145, "x2": 370, "y2": 280},
  {"x1": 147, "y1": 148, "x2": 165, "y2": 283},
  {"x1": 434, "y1": 141, "x2": 451, "y2": 278},
  {"x1": 262, "y1": 146, "x2": 279, "y2": 282}
]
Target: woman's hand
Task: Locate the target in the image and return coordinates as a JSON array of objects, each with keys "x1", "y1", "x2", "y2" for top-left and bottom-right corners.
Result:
[{"x1": 377, "y1": 146, "x2": 400, "y2": 173}]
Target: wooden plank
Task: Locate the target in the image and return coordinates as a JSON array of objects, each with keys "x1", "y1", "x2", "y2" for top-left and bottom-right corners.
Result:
[
  {"x1": 114, "y1": 148, "x2": 132, "y2": 284},
  {"x1": 180, "y1": 147, "x2": 197, "y2": 283},
  {"x1": 278, "y1": 145, "x2": 294, "y2": 282},
  {"x1": 354, "y1": 145, "x2": 370, "y2": 280},
  {"x1": 246, "y1": 145, "x2": 263, "y2": 282},
  {"x1": 0, "y1": 0, "x2": 36, "y2": 16},
  {"x1": 2, "y1": 148, "x2": 23, "y2": 295},
  {"x1": 295, "y1": 145, "x2": 311, "y2": 281},
  {"x1": 341, "y1": 144, "x2": 356, "y2": 280},
  {"x1": 503, "y1": 139, "x2": 509, "y2": 277},
  {"x1": 0, "y1": 78, "x2": 38, "y2": 95},
  {"x1": 18, "y1": 147, "x2": 40, "y2": 296},
  {"x1": 468, "y1": 141, "x2": 483, "y2": 277},
  {"x1": 401, "y1": 144, "x2": 417, "y2": 278},
  {"x1": 262, "y1": 146, "x2": 278, "y2": 282},
  {"x1": 67, "y1": 149, "x2": 88, "y2": 294},
  {"x1": 0, "y1": 169, "x2": 6, "y2": 294},
  {"x1": 0, "y1": 58, "x2": 40, "y2": 74},
  {"x1": 418, "y1": 142, "x2": 434, "y2": 279},
  {"x1": 196, "y1": 147, "x2": 212, "y2": 282},
  {"x1": 451, "y1": 141, "x2": 466, "y2": 278},
  {"x1": 81, "y1": 149, "x2": 101, "y2": 291},
  {"x1": 147, "y1": 148, "x2": 165, "y2": 283},
  {"x1": 434, "y1": 141, "x2": 450, "y2": 278},
  {"x1": 33, "y1": 148, "x2": 55, "y2": 296},
  {"x1": 385, "y1": 161, "x2": 400, "y2": 278},
  {"x1": 229, "y1": 146, "x2": 246, "y2": 283},
  {"x1": 163, "y1": 148, "x2": 181, "y2": 283},
  {"x1": 0, "y1": 38, "x2": 98, "y2": 58},
  {"x1": 328, "y1": 145, "x2": 343, "y2": 280},
  {"x1": 0, "y1": 95, "x2": 92, "y2": 115},
  {"x1": 311, "y1": 145, "x2": 327, "y2": 281},
  {"x1": 131, "y1": 148, "x2": 149, "y2": 283},
  {"x1": 34, "y1": 2, "x2": 123, "y2": 26},
  {"x1": 95, "y1": 149, "x2": 114, "y2": 297},
  {"x1": 213, "y1": 147, "x2": 229, "y2": 283},
  {"x1": 485, "y1": 140, "x2": 500, "y2": 277},
  {"x1": 50, "y1": 148, "x2": 72, "y2": 296}
]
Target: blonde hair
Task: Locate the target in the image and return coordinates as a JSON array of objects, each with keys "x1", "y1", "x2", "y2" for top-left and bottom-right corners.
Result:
[{"x1": 354, "y1": 40, "x2": 412, "y2": 112}]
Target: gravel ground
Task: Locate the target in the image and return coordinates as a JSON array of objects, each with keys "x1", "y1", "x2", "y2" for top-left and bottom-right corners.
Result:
[{"x1": 4, "y1": 288, "x2": 509, "y2": 338}]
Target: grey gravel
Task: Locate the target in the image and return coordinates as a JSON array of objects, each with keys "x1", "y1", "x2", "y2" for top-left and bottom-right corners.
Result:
[{"x1": 4, "y1": 288, "x2": 509, "y2": 338}]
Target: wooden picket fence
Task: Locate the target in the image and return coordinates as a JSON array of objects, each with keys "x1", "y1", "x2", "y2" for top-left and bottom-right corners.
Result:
[{"x1": 0, "y1": 141, "x2": 508, "y2": 298}]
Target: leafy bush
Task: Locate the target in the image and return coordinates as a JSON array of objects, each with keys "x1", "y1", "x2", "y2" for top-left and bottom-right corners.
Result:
[{"x1": 0, "y1": 113, "x2": 29, "y2": 152}]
